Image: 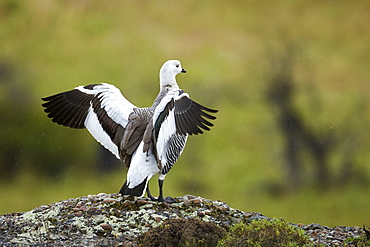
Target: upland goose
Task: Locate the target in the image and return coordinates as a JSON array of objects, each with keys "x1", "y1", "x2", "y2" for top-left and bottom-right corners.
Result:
[{"x1": 41, "y1": 60, "x2": 217, "y2": 202}]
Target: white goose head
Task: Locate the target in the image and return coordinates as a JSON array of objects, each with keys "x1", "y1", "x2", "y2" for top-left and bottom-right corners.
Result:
[{"x1": 159, "y1": 60, "x2": 186, "y2": 90}]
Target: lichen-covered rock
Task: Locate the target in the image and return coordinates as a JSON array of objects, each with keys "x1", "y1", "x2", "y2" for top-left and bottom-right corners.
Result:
[
  {"x1": 0, "y1": 194, "x2": 260, "y2": 246},
  {"x1": 0, "y1": 193, "x2": 367, "y2": 246}
]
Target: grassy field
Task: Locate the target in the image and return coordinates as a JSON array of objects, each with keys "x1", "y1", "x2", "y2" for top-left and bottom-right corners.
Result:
[{"x1": 0, "y1": 0, "x2": 369, "y2": 227}]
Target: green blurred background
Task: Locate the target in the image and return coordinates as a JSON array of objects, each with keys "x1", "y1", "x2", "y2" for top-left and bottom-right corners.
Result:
[{"x1": 0, "y1": 0, "x2": 369, "y2": 227}]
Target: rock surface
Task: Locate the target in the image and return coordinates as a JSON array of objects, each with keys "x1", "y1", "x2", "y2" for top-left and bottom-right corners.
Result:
[{"x1": 0, "y1": 193, "x2": 366, "y2": 246}]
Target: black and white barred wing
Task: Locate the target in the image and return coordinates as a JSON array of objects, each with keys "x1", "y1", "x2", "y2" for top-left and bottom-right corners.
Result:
[
  {"x1": 153, "y1": 90, "x2": 218, "y2": 174},
  {"x1": 41, "y1": 83, "x2": 135, "y2": 159}
]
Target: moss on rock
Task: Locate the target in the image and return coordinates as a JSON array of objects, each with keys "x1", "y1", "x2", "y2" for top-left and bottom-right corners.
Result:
[{"x1": 217, "y1": 218, "x2": 313, "y2": 247}]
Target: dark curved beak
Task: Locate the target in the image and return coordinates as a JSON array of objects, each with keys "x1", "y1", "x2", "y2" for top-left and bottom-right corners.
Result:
[{"x1": 181, "y1": 68, "x2": 186, "y2": 73}]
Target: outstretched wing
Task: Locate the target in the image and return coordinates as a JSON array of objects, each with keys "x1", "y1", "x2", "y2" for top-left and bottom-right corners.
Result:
[
  {"x1": 41, "y1": 83, "x2": 135, "y2": 160},
  {"x1": 153, "y1": 89, "x2": 218, "y2": 173}
]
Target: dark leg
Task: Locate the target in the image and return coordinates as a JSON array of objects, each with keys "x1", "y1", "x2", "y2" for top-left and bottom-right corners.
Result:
[
  {"x1": 146, "y1": 187, "x2": 156, "y2": 201},
  {"x1": 157, "y1": 179, "x2": 165, "y2": 202},
  {"x1": 157, "y1": 179, "x2": 176, "y2": 203}
]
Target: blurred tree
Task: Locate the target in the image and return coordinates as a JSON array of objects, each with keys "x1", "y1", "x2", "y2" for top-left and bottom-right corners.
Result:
[
  {"x1": 0, "y1": 59, "x2": 79, "y2": 181},
  {"x1": 0, "y1": 61, "x2": 22, "y2": 181},
  {"x1": 267, "y1": 53, "x2": 368, "y2": 192}
]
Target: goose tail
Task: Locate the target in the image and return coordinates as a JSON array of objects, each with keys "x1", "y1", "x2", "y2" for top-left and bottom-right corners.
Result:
[{"x1": 119, "y1": 178, "x2": 148, "y2": 197}]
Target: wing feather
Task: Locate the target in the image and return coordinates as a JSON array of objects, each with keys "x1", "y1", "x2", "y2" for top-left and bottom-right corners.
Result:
[
  {"x1": 153, "y1": 89, "x2": 217, "y2": 174},
  {"x1": 173, "y1": 94, "x2": 218, "y2": 135},
  {"x1": 42, "y1": 83, "x2": 136, "y2": 159}
]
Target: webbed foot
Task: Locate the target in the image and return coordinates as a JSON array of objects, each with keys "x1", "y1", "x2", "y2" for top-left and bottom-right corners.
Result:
[{"x1": 157, "y1": 196, "x2": 176, "y2": 204}]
